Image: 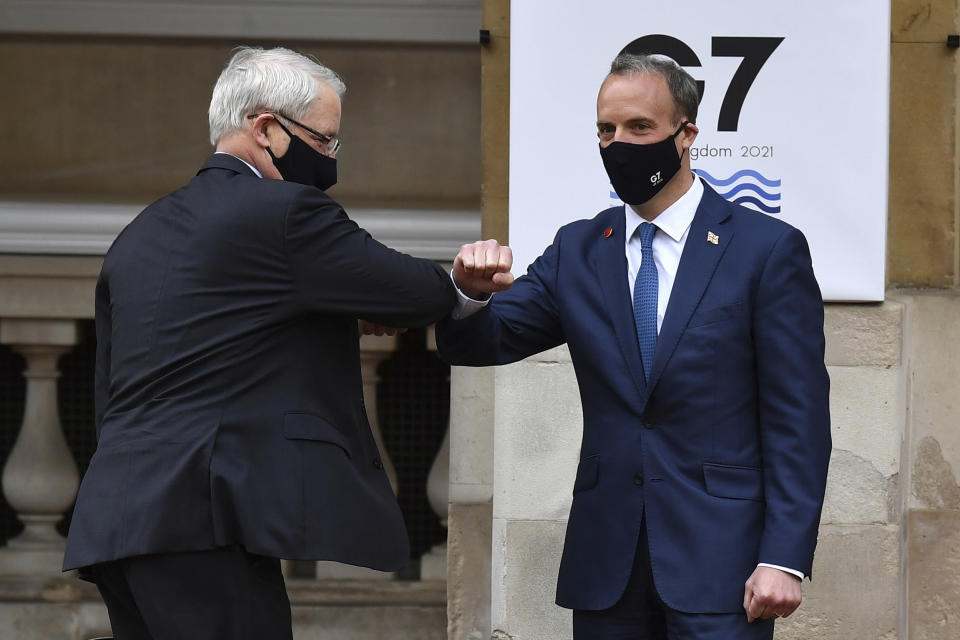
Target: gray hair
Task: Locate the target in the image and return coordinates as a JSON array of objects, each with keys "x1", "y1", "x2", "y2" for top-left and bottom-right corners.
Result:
[
  {"x1": 608, "y1": 53, "x2": 699, "y2": 125},
  {"x1": 208, "y1": 46, "x2": 346, "y2": 146}
]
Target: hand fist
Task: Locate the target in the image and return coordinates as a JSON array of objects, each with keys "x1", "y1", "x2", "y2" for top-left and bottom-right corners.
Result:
[
  {"x1": 453, "y1": 239, "x2": 514, "y2": 298},
  {"x1": 358, "y1": 320, "x2": 407, "y2": 337},
  {"x1": 743, "y1": 566, "x2": 802, "y2": 623}
]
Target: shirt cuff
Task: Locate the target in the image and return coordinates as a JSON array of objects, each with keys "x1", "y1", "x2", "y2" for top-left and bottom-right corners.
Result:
[
  {"x1": 449, "y1": 269, "x2": 491, "y2": 320},
  {"x1": 757, "y1": 563, "x2": 805, "y2": 581}
]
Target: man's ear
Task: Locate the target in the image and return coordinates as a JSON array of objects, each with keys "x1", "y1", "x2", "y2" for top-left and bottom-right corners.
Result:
[
  {"x1": 250, "y1": 114, "x2": 275, "y2": 149},
  {"x1": 679, "y1": 122, "x2": 699, "y2": 151}
]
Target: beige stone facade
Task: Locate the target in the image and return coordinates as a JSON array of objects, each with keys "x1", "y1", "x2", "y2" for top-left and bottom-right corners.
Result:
[{"x1": 0, "y1": 37, "x2": 479, "y2": 210}]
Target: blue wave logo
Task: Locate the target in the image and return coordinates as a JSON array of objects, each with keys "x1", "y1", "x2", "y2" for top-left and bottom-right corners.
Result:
[{"x1": 693, "y1": 169, "x2": 781, "y2": 214}]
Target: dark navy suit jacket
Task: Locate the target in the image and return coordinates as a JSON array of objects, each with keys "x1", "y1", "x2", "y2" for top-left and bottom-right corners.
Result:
[
  {"x1": 436, "y1": 181, "x2": 831, "y2": 613},
  {"x1": 64, "y1": 153, "x2": 456, "y2": 572}
]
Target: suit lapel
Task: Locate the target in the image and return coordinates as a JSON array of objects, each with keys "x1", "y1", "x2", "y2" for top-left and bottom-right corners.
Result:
[
  {"x1": 594, "y1": 207, "x2": 648, "y2": 398},
  {"x1": 647, "y1": 185, "x2": 733, "y2": 392}
]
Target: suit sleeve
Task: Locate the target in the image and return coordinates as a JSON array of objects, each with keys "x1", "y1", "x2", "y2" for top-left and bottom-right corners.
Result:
[
  {"x1": 752, "y1": 227, "x2": 832, "y2": 577},
  {"x1": 284, "y1": 188, "x2": 457, "y2": 328},
  {"x1": 93, "y1": 273, "x2": 112, "y2": 440},
  {"x1": 436, "y1": 229, "x2": 565, "y2": 366}
]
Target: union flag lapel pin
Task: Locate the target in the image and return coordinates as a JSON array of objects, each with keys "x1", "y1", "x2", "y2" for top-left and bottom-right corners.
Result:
[
  {"x1": 707, "y1": 231, "x2": 719, "y2": 245},
  {"x1": 603, "y1": 227, "x2": 614, "y2": 238}
]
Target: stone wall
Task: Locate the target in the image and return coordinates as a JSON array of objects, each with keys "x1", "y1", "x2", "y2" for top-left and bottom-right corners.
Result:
[
  {"x1": 888, "y1": 0, "x2": 958, "y2": 287},
  {"x1": 894, "y1": 292, "x2": 960, "y2": 639},
  {"x1": 776, "y1": 304, "x2": 904, "y2": 640},
  {"x1": 445, "y1": 1, "x2": 507, "y2": 636},
  {"x1": 0, "y1": 36, "x2": 480, "y2": 211}
]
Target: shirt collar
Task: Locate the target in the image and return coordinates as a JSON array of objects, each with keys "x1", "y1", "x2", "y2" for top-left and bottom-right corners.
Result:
[
  {"x1": 625, "y1": 173, "x2": 703, "y2": 242},
  {"x1": 214, "y1": 151, "x2": 263, "y2": 178}
]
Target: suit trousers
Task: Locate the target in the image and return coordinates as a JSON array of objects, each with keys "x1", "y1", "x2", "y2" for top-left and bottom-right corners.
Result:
[
  {"x1": 88, "y1": 545, "x2": 292, "y2": 640},
  {"x1": 572, "y1": 522, "x2": 774, "y2": 640}
]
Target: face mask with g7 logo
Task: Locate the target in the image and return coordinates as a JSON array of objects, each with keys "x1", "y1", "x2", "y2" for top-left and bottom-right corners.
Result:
[{"x1": 599, "y1": 122, "x2": 688, "y2": 205}]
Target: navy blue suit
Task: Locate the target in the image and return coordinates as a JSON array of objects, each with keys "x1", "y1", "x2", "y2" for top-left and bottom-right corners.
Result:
[
  {"x1": 64, "y1": 154, "x2": 457, "y2": 574},
  {"x1": 436, "y1": 181, "x2": 831, "y2": 615}
]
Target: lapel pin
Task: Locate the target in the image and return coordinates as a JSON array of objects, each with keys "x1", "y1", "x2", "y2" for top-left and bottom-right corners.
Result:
[
  {"x1": 707, "y1": 231, "x2": 719, "y2": 245},
  {"x1": 604, "y1": 227, "x2": 614, "y2": 238}
]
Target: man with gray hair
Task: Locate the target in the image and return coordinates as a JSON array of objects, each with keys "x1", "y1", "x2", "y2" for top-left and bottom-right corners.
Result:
[
  {"x1": 63, "y1": 46, "x2": 506, "y2": 639},
  {"x1": 439, "y1": 52, "x2": 831, "y2": 639}
]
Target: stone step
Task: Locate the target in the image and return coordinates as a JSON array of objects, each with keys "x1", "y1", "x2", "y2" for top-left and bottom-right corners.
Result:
[{"x1": 0, "y1": 573, "x2": 447, "y2": 640}]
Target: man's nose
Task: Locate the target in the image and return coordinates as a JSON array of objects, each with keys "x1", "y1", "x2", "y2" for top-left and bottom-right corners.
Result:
[{"x1": 612, "y1": 126, "x2": 631, "y2": 143}]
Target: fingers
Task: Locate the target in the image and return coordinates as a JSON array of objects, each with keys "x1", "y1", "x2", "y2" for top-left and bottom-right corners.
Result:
[
  {"x1": 457, "y1": 240, "x2": 511, "y2": 278},
  {"x1": 745, "y1": 594, "x2": 773, "y2": 623},
  {"x1": 358, "y1": 321, "x2": 406, "y2": 336},
  {"x1": 743, "y1": 567, "x2": 802, "y2": 623},
  {"x1": 453, "y1": 239, "x2": 515, "y2": 296},
  {"x1": 743, "y1": 583, "x2": 754, "y2": 621},
  {"x1": 745, "y1": 590, "x2": 763, "y2": 623},
  {"x1": 491, "y1": 271, "x2": 515, "y2": 290},
  {"x1": 498, "y1": 245, "x2": 513, "y2": 275}
]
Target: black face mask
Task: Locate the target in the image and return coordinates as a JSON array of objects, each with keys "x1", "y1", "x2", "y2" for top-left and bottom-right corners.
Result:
[
  {"x1": 599, "y1": 122, "x2": 688, "y2": 205},
  {"x1": 267, "y1": 119, "x2": 337, "y2": 191}
]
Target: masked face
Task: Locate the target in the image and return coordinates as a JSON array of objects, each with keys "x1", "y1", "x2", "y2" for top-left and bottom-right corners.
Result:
[
  {"x1": 599, "y1": 121, "x2": 688, "y2": 205},
  {"x1": 596, "y1": 72, "x2": 697, "y2": 206},
  {"x1": 267, "y1": 118, "x2": 338, "y2": 191}
]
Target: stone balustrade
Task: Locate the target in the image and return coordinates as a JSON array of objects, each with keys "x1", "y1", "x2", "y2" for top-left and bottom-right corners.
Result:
[
  {"x1": 0, "y1": 315, "x2": 446, "y2": 576},
  {"x1": 0, "y1": 319, "x2": 79, "y2": 575}
]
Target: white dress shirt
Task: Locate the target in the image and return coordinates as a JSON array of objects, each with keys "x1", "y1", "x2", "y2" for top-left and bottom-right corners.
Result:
[{"x1": 625, "y1": 174, "x2": 702, "y2": 334}]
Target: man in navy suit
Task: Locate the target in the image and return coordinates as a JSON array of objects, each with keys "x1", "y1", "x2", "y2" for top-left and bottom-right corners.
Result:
[
  {"x1": 437, "y1": 54, "x2": 831, "y2": 639},
  {"x1": 63, "y1": 47, "x2": 462, "y2": 639}
]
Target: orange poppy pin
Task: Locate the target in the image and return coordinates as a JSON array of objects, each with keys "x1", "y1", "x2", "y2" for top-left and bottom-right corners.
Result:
[{"x1": 603, "y1": 227, "x2": 614, "y2": 238}]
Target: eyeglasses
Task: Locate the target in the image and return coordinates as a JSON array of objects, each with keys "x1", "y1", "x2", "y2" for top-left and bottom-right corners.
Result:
[{"x1": 247, "y1": 112, "x2": 341, "y2": 155}]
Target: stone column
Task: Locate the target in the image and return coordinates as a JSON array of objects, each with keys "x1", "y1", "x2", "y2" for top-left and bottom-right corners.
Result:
[
  {"x1": 0, "y1": 318, "x2": 79, "y2": 575},
  {"x1": 360, "y1": 333, "x2": 399, "y2": 493},
  {"x1": 489, "y1": 346, "x2": 582, "y2": 639},
  {"x1": 316, "y1": 332, "x2": 398, "y2": 580},
  {"x1": 446, "y1": 365, "x2": 495, "y2": 639},
  {"x1": 420, "y1": 327, "x2": 449, "y2": 581},
  {"x1": 420, "y1": 423, "x2": 449, "y2": 580}
]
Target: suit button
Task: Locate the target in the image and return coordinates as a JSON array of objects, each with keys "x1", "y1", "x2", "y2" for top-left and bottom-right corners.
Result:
[
  {"x1": 373, "y1": 459, "x2": 384, "y2": 470},
  {"x1": 644, "y1": 419, "x2": 655, "y2": 429},
  {"x1": 634, "y1": 473, "x2": 644, "y2": 486}
]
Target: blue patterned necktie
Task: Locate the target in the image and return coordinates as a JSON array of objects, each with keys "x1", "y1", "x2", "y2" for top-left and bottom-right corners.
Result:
[{"x1": 633, "y1": 222, "x2": 658, "y2": 384}]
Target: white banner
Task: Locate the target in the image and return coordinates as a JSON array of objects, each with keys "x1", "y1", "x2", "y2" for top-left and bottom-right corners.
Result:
[{"x1": 509, "y1": 1, "x2": 889, "y2": 301}]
